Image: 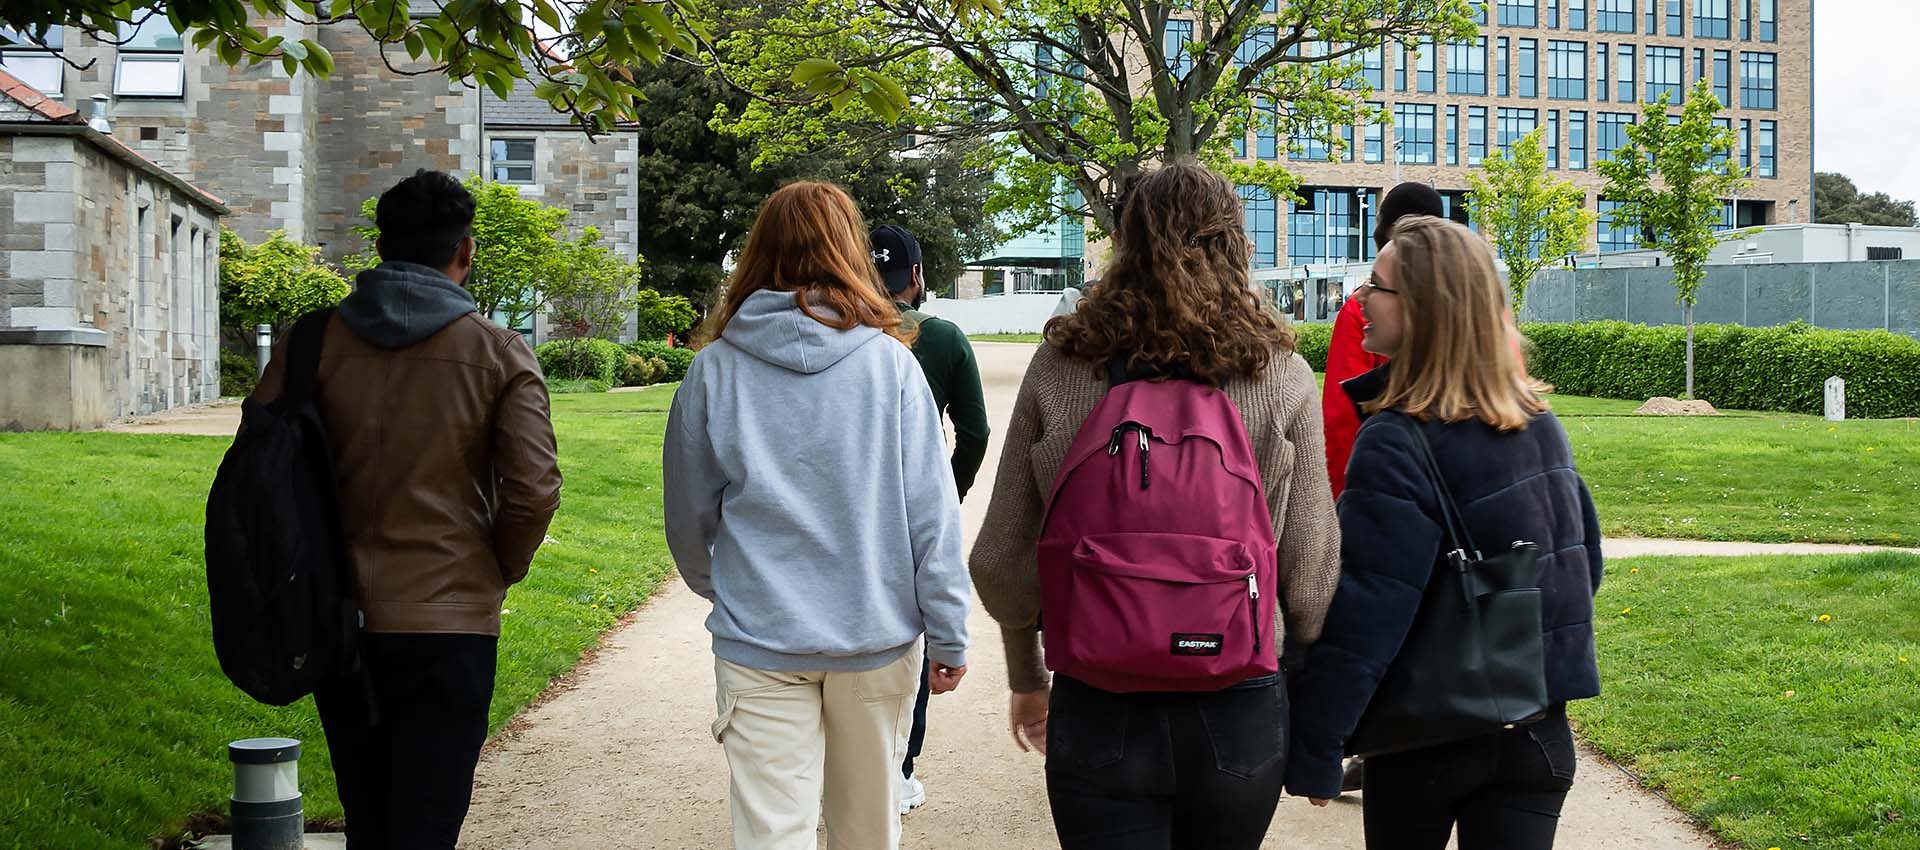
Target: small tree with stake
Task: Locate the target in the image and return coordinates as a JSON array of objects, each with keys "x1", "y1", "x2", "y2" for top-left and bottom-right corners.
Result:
[
  {"x1": 1466, "y1": 127, "x2": 1595, "y2": 315},
  {"x1": 1597, "y1": 78, "x2": 1746, "y2": 399}
]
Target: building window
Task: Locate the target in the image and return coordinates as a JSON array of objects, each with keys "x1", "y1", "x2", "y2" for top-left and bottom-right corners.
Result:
[
  {"x1": 1468, "y1": 105, "x2": 1489, "y2": 166},
  {"x1": 1447, "y1": 105, "x2": 1461, "y2": 166},
  {"x1": 1518, "y1": 38, "x2": 1540, "y2": 98},
  {"x1": 1693, "y1": 48, "x2": 1706, "y2": 90},
  {"x1": 1499, "y1": 0, "x2": 1539, "y2": 27},
  {"x1": 1549, "y1": 0, "x2": 1561, "y2": 28},
  {"x1": 1548, "y1": 40, "x2": 1587, "y2": 99},
  {"x1": 0, "y1": 26, "x2": 63, "y2": 96},
  {"x1": 1235, "y1": 24, "x2": 1277, "y2": 67},
  {"x1": 1240, "y1": 186, "x2": 1278, "y2": 269},
  {"x1": 1740, "y1": 52, "x2": 1776, "y2": 109},
  {"x1": 1646, "y1": 0, "x2": 1657, "y2": 34},
  {"x1": 1597, "y1": 41, "x2": 1610, "y2": 101},
  {"x1": 1361, "y1": 45, "x2": 1385, "y2": 88},
  {"x1": 1758, "y1": 0, "x2": 1775, "y2": 41},
  {"x1": 1256, "y1": 98, "x2": 1279, "y2": 160},
  {"x1": 1395, "y1": 103, "x2": 1437, "y2": 164},
  {"x1": 1364, "y1": 103, "x2": 1385, "y2": 163},
  {"x1": 1497, "y1": 107, "x2": 1540, "y2": 156},
  {"x1": 1449, "y1": 37, "x2": 1488, "y2": 95},
  {"x1": 1738, "y1": 118, "x2": 1751, "y2": 170},
  {"x1": 1711, "y1": 117, "x2": 1732, "y2": 168},
  {"x1": 1597, "y1": 111, "x2": 1635, "y2": 162},
  {"x1": 1547, "y1": 110, "x2": 1561, "y2": 167},
  {"x1": 1597, "y1": 0, "x2": 1635, "y2": 32},
  {"x1": 1647, "y1": 46, "x2": 1683, "y2": 103},
  {"x1": 1666, "y1": 0, "x2": 1683, "y2": 35},
  {"x1": 1497, "y1": 37, "x2": 1511, "y2": 97},
  {"x1": 1598, "y1": 199, "x2": 1638, "y2": 252},
  {"x1": 490, "y1": 138, "x2": 536, "y2": 183},
  {"x1": 1417, "y1": 39, "x2": 1437, "y2": 92},
  {"x1": 1396, "y1": 44, "x2": 1410, "y2": 91},
  {"x1": 1696, "y1": 0, "x2": 1731, "y2": 38},
  {"x1": 1569, "y1": 0, "x2": 1589, "y2": 29},
  {"x1": 1165, "y1": 18, "x2": 1194, "y2": 79},
  {"x1": 1475, "y1": 1, "x2": 1491, "y2": 25},
  {"x1": 115, "y1": 18, "x2": 185, "y2": 98},
  {"x1": 1288, "y1": 188, "x2": 1370, "y2": 265},
  {"x1": 1713, "y1": 50, "x2": 1732, "y2": 105},
  {"x1": 1570, "y1": 110, "x2": 1589, "y2": 169},
  {"x1": 1757, "y1": 119, "x2": 1776, "y2": 177},
  {"x1": 1616, "y1": 43, "x2": 1635, "y2": 102},
  {"x1": 1293, "y1": 121, "x2": 1334, "y2": 161}
]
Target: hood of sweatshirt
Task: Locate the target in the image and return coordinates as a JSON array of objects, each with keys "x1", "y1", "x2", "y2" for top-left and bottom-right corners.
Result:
[
  {"x1": 338, "y1": 261, "x2": 479, "y2": 349},
  {"x1": 720, "y1": 288, "x2": 883, "y2": 374}
]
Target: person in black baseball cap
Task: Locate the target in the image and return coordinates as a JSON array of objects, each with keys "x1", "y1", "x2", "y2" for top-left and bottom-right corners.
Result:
[{"x1": 869, "y1": 223, "x2": 990, "y2": 816}]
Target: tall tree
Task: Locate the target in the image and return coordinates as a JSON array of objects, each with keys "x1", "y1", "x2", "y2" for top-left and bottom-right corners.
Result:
[
  {"x1": 628, "y1": 59, "x2": 1000, "y2": 302},
  {"x1": 1466, "y1": 127, "x2": 1595, "y2": 314},
  {"x1": 1598, "y1": 79, "x2": 1746, "y2": 399},
  {"x1": 709, "y1": 0, "x2": 1477, "y2": 235},
  {"x1": 1814, "y1": 172, "x2": 1918, "y2": 228},
  {"x1": 546, "y1": 227, "x2": 644, "y2": 340}
]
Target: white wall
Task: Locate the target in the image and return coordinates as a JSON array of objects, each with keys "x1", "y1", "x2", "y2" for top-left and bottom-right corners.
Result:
[{"x1": 920, "y1": 292, "x2": 1068, "y2": 335}]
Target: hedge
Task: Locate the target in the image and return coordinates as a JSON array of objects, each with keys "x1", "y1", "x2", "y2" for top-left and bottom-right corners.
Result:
[
  {"x1": 1523, "y1": 321, "x2": 1920, "y2": 418},
  {"x1": 626, "y1": 340, "x2": 694, "y2": 383},
  {"x1": 219, "y1": 352, "x2": 258, "y2": 397},
  {"x1": 535, "y1": 338, "x2": 624, "y2": 386},
  {"x1": 1294, "y1": 323, "x2": 1332, "y2": 372}
]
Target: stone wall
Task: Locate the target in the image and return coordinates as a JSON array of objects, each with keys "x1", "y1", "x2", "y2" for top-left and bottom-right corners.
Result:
[{"x1": 0, "y1": 133, "x2": 222, "y2": 427}]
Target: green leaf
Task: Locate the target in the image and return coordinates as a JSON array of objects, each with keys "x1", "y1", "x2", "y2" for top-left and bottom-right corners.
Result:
[
  {"x1": 634, "y1": 3, "x2": 684, "y2": 54},
  {"x1": 791, "y1": 58, "x2": 844, "y2": 86},
  {"x1": 281, "y1": 53, "x2": 300, "y2": 76},
  {"x1": 404, "y1": 31, "x2": 423, "y2": 60},
  {"x1": 304, "y1": 40, "x2": 334, "y2": 75},
  {"x1": 532, "y1": 0, "x2": 565, "y2": 33},
  {"x1": 861, "y1": 90, "x2": 899, "y2": 123},
  {"x1": 281, "y1": 39, "x2": 308, "y2": 61},
  {"x1": 485, "y1": 70, "x2": 513, "y2": 102}
]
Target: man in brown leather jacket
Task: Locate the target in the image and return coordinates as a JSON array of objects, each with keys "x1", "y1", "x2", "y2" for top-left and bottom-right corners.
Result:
[{"x1": 248, "y1": 170, "x2": 561, "y2": 850}]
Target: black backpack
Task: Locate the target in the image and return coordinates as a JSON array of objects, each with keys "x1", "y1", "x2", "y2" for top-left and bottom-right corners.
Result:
[{"x1": 205, "y1": 308, "x2": 362, "y2": 706}]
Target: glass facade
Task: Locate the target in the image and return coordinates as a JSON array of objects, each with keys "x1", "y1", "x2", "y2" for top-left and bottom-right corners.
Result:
[
  {"x1": 1518, "y1": 38, "x2": 1539, "y2": 98},
  {"x1": 1396, "y1": 103, "x2": 1437, "y2": 164},
  {"x1": 1597, "y1": 111, "x2": 1634, "y2": 162},
  {"x1": 1713, "y1": 49, "x2": 1732, "y2": 105},
  {"x1": 1449, "y1": 38, "x2": 1488, "y2": 95},
  {"x1": 1468, "y1": 105, "x2": 1489, "y2": 166},
  {"x1": 1569, "y1": 0, "x2": 1588, "y2": 29},
  {"x1": 1696, "y1": 0, "x2": 1731, "y2": 38},
  {"x1": 1758, "y1": 120, "x2": 1776, "y2": 177},
  {"x1": 1548, "y1": 40, "x2": 1588, "y2": 99},
  {"x1": 1497, "y1": 37, "x2": 1511, "y2": 97},
  {"x1": 1547, "y1": 110, "x2": 1561, "y2": 168},
  {"x1": 1647, "y1": 46, "x2": 1683, "y2": 103},
  {"x1": 1239, "y1": 186, "x2": 1279, "y2": 268},
  {"x1": 1569, "y1": 110, "x2": 1589, "y2": 169},
  {"x1": 1498, "y1": 107, "x2": 1541, "y2": 156},
  {"x1": 1616, "y1": 43, "x2": 1636, "y2": 102},
  {"x1": 1598, "y1": 199, "x2": 1638, "y2": 252},
  {"x1": 1447, "y1": 105, "x2": 1461, "y2": 165},
  {"x1": 1500, "y1": 0, "x2": 1540, "y2": 27},
  {"x1": 1165, "y1": 19, "x2": 1194, "y2": 79},
  {"x1": 1597, "y1": 0, "x2": 1635, "y2": 33},
  {"x1": 1287, "y1": 188, "x2": 1374, "y2": 265}
]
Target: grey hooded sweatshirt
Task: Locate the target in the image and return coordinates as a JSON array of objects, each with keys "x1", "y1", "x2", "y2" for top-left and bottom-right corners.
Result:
[
  {"x1": 663, "y1": 289, "x2": 972, "y2": 672},
  {"x1": 339, "y1": 261, "x2": 479, "y2": 347}
]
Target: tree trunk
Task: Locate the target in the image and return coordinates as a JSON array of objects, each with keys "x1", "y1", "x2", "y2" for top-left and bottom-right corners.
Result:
[{"x1": 1685, "y1": 302, "x2": 1696, "y2": 399}]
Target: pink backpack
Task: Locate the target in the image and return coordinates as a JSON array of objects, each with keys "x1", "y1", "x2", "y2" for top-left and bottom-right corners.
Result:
[{"x1": 1036, "y1": 365, "x2": 1279, "y2": 693}]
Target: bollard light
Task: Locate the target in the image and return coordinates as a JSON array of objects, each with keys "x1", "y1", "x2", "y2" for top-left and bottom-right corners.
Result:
[
  {"x1": 255, "y1": 324, "x2": 273, "y2": 379},
  {"x1": 229, "y1": 737, "x2": 303, "y2": 850}
]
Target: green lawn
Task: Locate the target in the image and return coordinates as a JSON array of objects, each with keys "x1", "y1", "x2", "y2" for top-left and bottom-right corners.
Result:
[
  {"x1": 0, "y1": 386, "x2": 679, "y2": 849},
  {"x1": 1578, "y1": 554, "x2": 1920, "y2": 849},
  {"x1": 968, "y1": 333, "x2": 1046, "y2": 344}
]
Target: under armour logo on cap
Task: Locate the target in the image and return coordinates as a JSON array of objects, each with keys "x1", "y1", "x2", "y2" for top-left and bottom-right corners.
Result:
[{"x1": 872, "y1": 248, "x2": 891, "y2": 263}]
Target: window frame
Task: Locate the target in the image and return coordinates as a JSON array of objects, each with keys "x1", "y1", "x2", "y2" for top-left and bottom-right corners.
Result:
[
  {"x1": 1740, "y1": 51, "x2": 1776, "y2": 109},
  {"x1": 1646, "y1": 45, "x2": 1683, "y2": 103},
  {"x1": 1518, "y1": 37, "x2": 1540, "y2": 98},
  {"x1": 1468, "y1": 105, "x2": 1489, "y2": 166},
  {"x1": 489, "y1": 137, "x2": 538, "y2": 185},
  {"x1": 1548, "y1": 40, "x2": 1588, "y2": 100},
  {"x1": 113, "y1": 18, "x2": 185, "y2": 98},
  {"x1": 1596, "y1": 0, "x2": 1635, "y2": 33},
  {"x1": 1570, "y1": 110, "x2": 1590, "y2": 169}
]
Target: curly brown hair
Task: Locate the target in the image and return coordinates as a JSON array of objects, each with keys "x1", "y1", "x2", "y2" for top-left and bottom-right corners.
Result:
[{"x1": 1046, "y1": 162, "x2": 1294, "y2": 384}]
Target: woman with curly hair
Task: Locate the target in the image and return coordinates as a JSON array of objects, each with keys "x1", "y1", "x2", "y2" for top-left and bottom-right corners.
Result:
[{"x1": 968, "y1": 162, "x2": 1340, "y2": 849}]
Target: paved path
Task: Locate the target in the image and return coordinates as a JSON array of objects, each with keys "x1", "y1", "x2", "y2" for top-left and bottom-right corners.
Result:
[{"x1": 457, "y1": 343, "x2": 1743, "y2": 850}]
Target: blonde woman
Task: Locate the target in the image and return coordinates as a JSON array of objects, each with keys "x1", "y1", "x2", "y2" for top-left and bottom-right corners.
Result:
[
  {"x1": 663, "y1": 181, "x2": 971, "y2": 850},
  {"x1": 1286, "y1": 216, "x2": 1603, "y2": 849}
]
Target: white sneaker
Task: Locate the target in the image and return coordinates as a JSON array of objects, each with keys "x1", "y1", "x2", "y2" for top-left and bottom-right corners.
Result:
[{"x1": 900, "y1": 774, "x2": 927, "y2": 815}]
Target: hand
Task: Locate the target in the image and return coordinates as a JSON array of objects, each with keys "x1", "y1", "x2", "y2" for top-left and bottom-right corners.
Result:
[
  {"x1": 928, "y1": 663, "x2": 967, "y2": 694},
  {"x1": 1009, "y1": 687, "x2": 1050, "y2": 755},
  {"x1": 1309, "y1": 798, "x2": 1332, "y2": 808}
]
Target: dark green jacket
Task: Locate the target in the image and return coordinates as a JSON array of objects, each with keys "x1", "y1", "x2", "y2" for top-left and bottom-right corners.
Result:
[{"x1": 900, "y1": 304, "x2": 990, "y2": 500}]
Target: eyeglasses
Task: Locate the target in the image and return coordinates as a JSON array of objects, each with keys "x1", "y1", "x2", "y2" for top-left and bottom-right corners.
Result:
[{"x1": 1362, "y1": 280, "x2": 1399, "y2": 295}]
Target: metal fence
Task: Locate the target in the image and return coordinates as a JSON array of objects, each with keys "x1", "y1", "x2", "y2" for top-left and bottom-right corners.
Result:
[{"x1": 1519, "y1": 259, "x2": 1920, "y2": 337}]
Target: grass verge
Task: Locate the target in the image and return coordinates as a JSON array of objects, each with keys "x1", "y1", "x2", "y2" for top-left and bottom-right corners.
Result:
[
  {"x1": 967, "y1": 333, "x2": 1045, "y2": 344},
  {"x1": 0, "y1": 385, "x2": 678, "y2": 848},
  {"x1": 1578, "y1": 554, "x2": 1920, "y2": 849}
]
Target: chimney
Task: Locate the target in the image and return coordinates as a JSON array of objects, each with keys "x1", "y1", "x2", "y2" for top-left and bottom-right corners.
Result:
[{"x1": 87, "y1": 93, "x2": 112, "y2": 134}]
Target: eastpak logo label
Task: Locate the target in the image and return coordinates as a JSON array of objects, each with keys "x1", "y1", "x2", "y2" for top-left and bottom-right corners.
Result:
[{"x1": 1170, "y1": 633, "x2": 1225, "y2": 656}]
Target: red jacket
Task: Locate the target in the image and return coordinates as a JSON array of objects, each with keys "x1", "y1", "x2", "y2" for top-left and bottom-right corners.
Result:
[{"x1": 1321, "y1": 295, "x2": 1386, "y2": 499}]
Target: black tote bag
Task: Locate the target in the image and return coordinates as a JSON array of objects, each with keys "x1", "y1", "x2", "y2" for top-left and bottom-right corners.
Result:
[{"x1": 1345, "y1": 417, "x2": 1550, "y2": 758}]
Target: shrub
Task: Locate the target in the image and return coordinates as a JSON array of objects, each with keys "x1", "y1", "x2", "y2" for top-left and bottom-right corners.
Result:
[
  {"x1": 634, "y1": 289, "x2": 700, "y2": 342},
  {"x1": 620, "y1": 354, "x2": 672, "y2": 387},
  {"x1": 547, "y1": 377, "x2": 613, "y2": 394},
  {"x1": 1522, "y1": 321, "x2": 1920, "y2": 418},
  {"x1": 219, "y1": 228, "x2": 349, "y2": 334},
  {"x1": 1293, "y1": 322, "x2": 1332, "y2": 372},
  {"x1": 219, "y1": 352, "x2": 258, "y2": 397},
  {"x1": 626, "y1": 340, "x2": 694, "y2": 382},
  {"x1": 535, "y1": 338, "x2": 624, "y2": 385}
]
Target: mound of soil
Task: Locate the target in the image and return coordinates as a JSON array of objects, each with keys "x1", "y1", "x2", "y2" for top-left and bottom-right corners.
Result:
[{"x1": 1635, "y1": 397, "x2": 1720, "y2": 416}]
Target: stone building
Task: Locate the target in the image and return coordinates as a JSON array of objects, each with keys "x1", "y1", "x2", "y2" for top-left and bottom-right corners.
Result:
[{"x1": 0, "y1": 69, "x2": 226, "y2": 430}]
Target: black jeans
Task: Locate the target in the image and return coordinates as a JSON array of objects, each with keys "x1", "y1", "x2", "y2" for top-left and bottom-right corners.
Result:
[
  {"x1": 1362, "y1": 703, "x2": 1577, "y2": 850},
  {"x1": 1045, "y1": 674, "x2": 1288, "y2": 850},
  {"x1": 313, "y1": 633, "x2": 498, "y2": 850},
  {"x1": 903, "y1": 649, "x2": 931, "y2": 778}
]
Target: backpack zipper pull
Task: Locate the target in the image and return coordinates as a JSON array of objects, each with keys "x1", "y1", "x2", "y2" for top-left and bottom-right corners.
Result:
[
  {"x1": 1138, "y1": 432, "x2": 1150, "y2": 489},
  {"x1": 1248, "y1": 575, "x2": 1261, "y2": 650}
]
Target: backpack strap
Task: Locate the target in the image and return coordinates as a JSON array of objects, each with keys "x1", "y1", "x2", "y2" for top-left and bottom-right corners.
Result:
[{"x1": 280, "y1": 308, "x2": 337, "y2": 404}]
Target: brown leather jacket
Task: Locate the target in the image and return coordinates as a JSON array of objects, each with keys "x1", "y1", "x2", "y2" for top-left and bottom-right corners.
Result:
[{"x1": 251, "y1": 294, "x2": 561, "y2": 636}]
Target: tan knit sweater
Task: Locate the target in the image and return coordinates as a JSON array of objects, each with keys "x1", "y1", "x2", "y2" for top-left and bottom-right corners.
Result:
[{"x1": 968, "y1": 343, "x2": 1343, "y2": 693}]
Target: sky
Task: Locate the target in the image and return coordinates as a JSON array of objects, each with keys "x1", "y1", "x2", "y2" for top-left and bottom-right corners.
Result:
[{"x1": 1814, "y1": 0, "x2": 1920, "y2": 205}]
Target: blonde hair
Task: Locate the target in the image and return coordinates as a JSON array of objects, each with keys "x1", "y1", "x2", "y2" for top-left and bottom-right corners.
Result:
[
  {"x1": 701, "y1": 181, "x2": 913, "y2": 347},
  {"x1": 1364, "y1": 216, "x2": 1549, "y2": 431}
]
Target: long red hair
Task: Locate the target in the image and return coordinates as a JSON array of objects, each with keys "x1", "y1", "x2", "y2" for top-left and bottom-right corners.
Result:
[{"x1": 700, "y1": 181, "x2": 912, "y2": 347}]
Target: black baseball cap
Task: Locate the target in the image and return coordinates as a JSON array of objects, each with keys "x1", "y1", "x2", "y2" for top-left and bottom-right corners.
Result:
[{"x1": 869, "y1": 224, "x2": 923, "y2": 294}]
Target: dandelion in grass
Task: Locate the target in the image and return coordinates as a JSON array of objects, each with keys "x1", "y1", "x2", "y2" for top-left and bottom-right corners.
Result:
[
  {"x1": 1621, "y1": 607, "x2": 1632, "y2": 614},
  {"x1": 1819, "y1": 614, "x2": 1832, "y2": 622},
  {"x1": 1630, "y1": 567, "x2": 1641, "y2": 574},
  {"x1": 589, "y1": 568, "x2": 598, "y2": 574}
]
